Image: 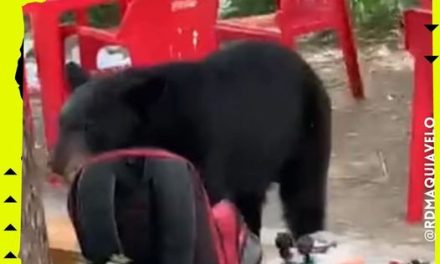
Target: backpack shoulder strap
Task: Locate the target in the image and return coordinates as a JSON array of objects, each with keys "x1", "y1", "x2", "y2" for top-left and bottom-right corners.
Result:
[
  {"x1": 68, "y1": 162, "x2": 123, "y2": 264},
  {"x1": 148, "y1": 158, "x2": 197, "y2": 264}
]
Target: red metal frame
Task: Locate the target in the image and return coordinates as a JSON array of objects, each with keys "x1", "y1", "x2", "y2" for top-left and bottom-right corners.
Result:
[
  {"x1": 24, "y1": 0, "x2": 218, "y2": 150},
  {"x1": 76, "y1": 0, "x2": 130, "y2": 71},
  {"x1": 403, "y1": 8, "x2": 433, "y2": 223},
  {"x1": 24, "y1": 0, "x2": 219, "y2": 151},
  {"x1": 75, "y1": 0, "x2": 219, "y2": 70},
  {"x1": 23, "y1": 0, "x2": 118, "y2": 149},
  {"x1": 216, "y1": 0, "x2": 364, "y2": 99}
]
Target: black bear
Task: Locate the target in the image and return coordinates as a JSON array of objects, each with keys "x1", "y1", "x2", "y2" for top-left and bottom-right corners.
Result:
[{"x1": 51, "y1": 40, "x2": 331, "y2": 239}]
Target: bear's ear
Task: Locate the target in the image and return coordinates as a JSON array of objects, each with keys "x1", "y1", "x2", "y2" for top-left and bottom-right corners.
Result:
[
  {"x1": 122, "y1": 75, "x2": 167, "y2": 115},
  {"x1": 65, "y1": 61, "x2": 90, "y2": 91}
]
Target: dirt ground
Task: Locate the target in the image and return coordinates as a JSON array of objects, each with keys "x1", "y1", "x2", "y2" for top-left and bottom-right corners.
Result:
[
  {"x1": 27, "y1": 38, "x2": 434, "y2": 262},
  {"x1": 261, "y1": 42, "x2": 434, "y2": 262}
]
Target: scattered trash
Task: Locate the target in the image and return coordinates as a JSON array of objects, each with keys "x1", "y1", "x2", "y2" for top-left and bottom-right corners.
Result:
[
  {"x1": 346, "y1": 132, "x2": 359, "y2": 138},
  {"x1": 387, "y1": 94, "x2": 395, "y2": 101},
  {"x1": 272, "y1": 231, "x2": 433, "y2": 264},
  {"x1": 96, "y1": 47, "x2": 132, "y2": 70},
  {"x1": 374, "y1": 150, "x2": 390, "y2": 183},
  {"x1": 24, "y1": 38, "x2": 132, "y2": 94},
  {"x1": 25, "y1": 61, "x2": 41, "y2": 92},
  {"x1": 389, "y1": 260, "x2": 431, "y2": 264},
  {"x1": 390, "y1": 115, "x2": 400, "y2": 121}
]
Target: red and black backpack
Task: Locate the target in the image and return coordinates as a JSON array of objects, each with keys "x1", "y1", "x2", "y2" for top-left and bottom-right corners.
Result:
[{"x1": 67, "y1": 148, "x2": 263, "y2": 264}]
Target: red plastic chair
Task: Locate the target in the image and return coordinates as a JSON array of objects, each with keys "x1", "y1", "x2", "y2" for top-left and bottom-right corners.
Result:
[
  {"x1": 23, "y1": 0, "x2": 126, "y2": 149},
  {"x1": 24, "y1": 0, "x2": 216, "y2": 149},
  {"x1": 24, "y1": 1, "x2": 129, "y2": 67},
  {"x1": 75, "y1": 0, "x2": 130, "y2": 71},
  {"x1": 403, "y1": 8, "x2": 433, "y2": 223},
  {"x1": 74, "y1": 0, "x2": 219, "y2": 70},
  {"x1": 26, "y1": 0, "x2": 130, "y2": 74},
  {"x1": 216, "y1": 0, "x2": 364, "y2": 99},
  {"x1": 420, "y1": 0, "x2": 431, "y2": 9}
]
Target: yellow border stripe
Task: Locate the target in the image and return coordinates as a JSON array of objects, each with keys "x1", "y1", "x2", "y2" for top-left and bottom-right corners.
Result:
[
  {"x1": 434, "y1": 0, "x2": 440, "y2": 262},
  {"x1": 0, "y1": 1, "x2": 43, "y2": 263},
  {"x1": 0, "y1": 1, "x2": 23, "y2": 262},
  {"x1": 0, "y1": 1, "x2": 436, "y2": 264}
]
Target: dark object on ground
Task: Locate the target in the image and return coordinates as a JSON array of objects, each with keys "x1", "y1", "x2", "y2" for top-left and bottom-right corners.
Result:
[
  {"x1": 275, "y1": 233, "x2": 294, "y2": 261},
  {"x1": 297, "y1": 235, "x2": 314, "y2": 263},
  {"x1": 408, "y1": 260, "x2": 430, "y2": 264},
  {"x1": 52, "y1": 40, "x2": 332, "y2": 240},
  {"x1": 390, "y1": 260, "x2": 431, "y2": 264},
  {"x1": 311, "y1": 240, "x2": 337, "y2": 254},
  {"x1": 275, "y1": 232, "x2": 337, "y2": 264},
  {"x1": 275, "y1": 232, "x2": 294, "y2": 260},
  {"x1": 296, "y1": 235, "x2": 314, "y2": 255},
  {"x1": 67, "y1": 148, "x2": 262, "y2": 264}
]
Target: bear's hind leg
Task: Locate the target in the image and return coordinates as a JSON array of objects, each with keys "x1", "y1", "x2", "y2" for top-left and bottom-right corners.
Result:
[
  {"x1": 231, "y1": 193, "x2": 265, "y2": 237},
  {"x1": 279, "y1": 99, "x2": 331, "y2": 238},
  {"x1": 279, "y1": 157, "x2": 327, "y2": 239},
  {"x1": 280, "y1": 76, "x2": 331, "y2": 239}
]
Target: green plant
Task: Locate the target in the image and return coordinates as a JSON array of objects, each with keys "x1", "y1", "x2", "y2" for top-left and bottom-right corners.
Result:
[
  {"x1": 88, "y1": 3, "x2": 121, "y2": 28},
  {"x1": 219, "y1": 0, "x2": 420, "y2": 40},
  {"x1": 349, "y1": 0, "x2": 418, "y2": 35},
  {"x1": 59, "y1": 2, "x2": 121, "y2": 28},
  {"x1": 219, "y1": 0, "x2": 276, "y2": 18}
]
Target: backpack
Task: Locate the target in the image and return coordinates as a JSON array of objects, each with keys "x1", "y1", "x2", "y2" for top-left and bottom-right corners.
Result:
[{"x1": 67, "y1": 148, "x2": 263, "y2": 264}]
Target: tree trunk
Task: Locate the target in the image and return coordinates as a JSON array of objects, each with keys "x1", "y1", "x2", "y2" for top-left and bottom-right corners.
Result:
[{"x1": 20, "y1": 106, "x2": 52, "y2": 264}]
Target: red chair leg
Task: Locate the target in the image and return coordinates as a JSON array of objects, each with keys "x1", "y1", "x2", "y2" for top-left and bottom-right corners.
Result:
[
  {"x1": 339, "y1": 29, "x2": 364, "y2": 99},
  {"x1": 75, "y1": 9, "x2": 97, "y2": 71},
  {"x1": 406, "y1": 57, "x2": 433, "y2": 223},
  {"x1": 31, "y1": 13, "x2": 67, "y2": 149},
  {"x1": 335, "y1": 0, "x2": 364, "y2": 99},
  {"x1": 337, "y1": 27, "x2": 363, "y2": 99}
]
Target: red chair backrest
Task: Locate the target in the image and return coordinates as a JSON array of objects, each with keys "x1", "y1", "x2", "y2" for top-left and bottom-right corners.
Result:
[
  {"x1": 117, "y1": 0, "x2": 218, "y2": 65},
  {"x1": 169, "y1": 0, "x2": 219, "y2": 60},
  {"x1": 276, "y1": 0, "x2": 348, "y2": 29},
  {"x1": 404, "y1": 9, "x2": 432, "y2": 56}
]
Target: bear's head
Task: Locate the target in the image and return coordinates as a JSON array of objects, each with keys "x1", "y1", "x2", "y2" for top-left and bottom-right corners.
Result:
[{"x1": 50, "y1": 62, "x2": 170, "y2": 178}]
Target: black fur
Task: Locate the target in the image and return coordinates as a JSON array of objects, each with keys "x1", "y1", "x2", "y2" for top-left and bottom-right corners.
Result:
[{"x1": 51, "y1": 40, "x2": 331, "y2": 238}]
